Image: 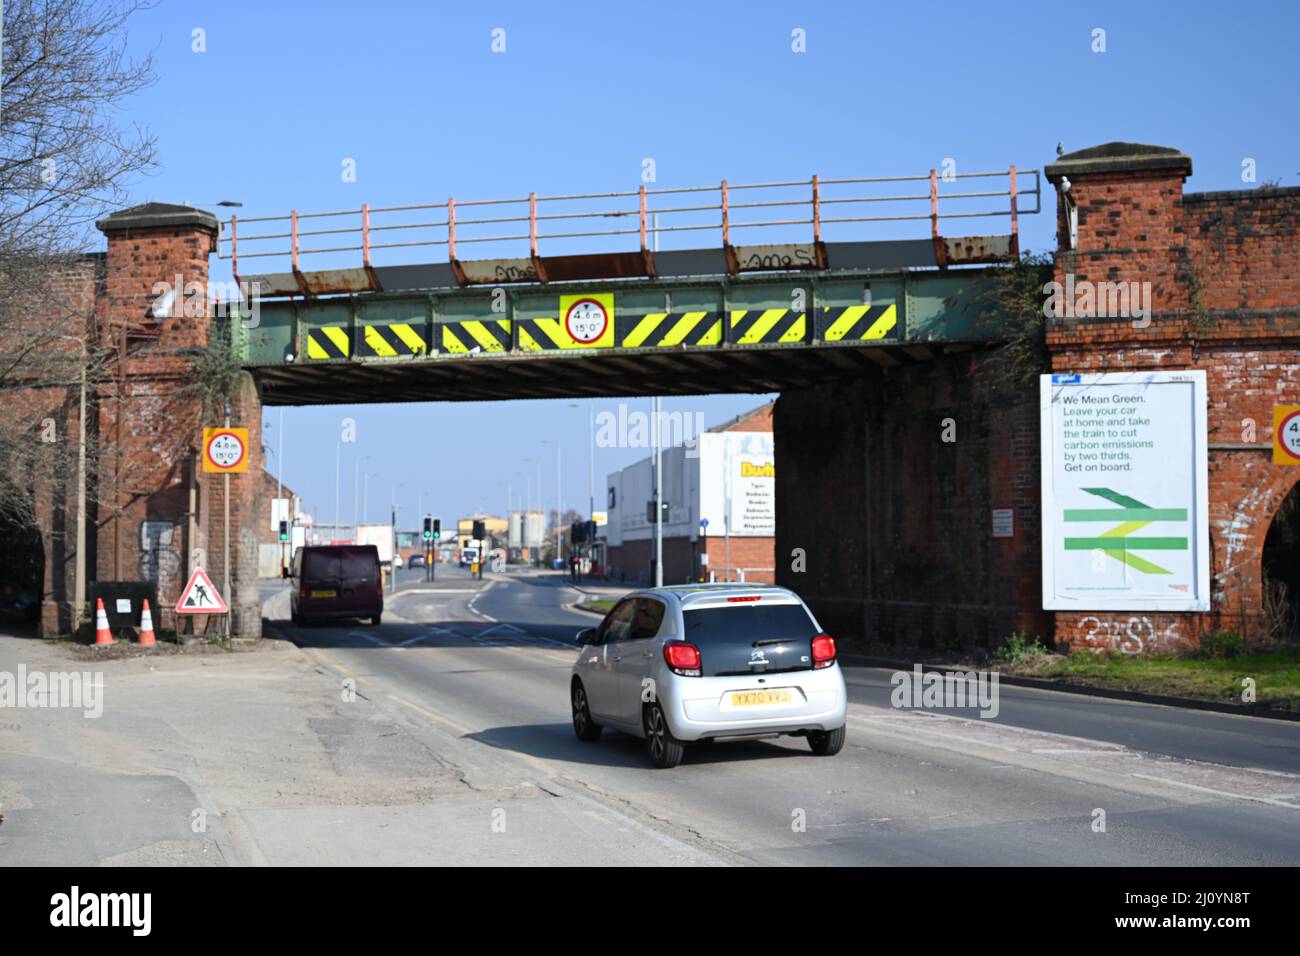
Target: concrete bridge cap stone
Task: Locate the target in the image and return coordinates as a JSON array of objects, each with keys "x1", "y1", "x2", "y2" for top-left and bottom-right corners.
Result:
[
  {"x1": 1045, "y1": 142, "x2": 1192, "y2": 182},
  {"x1": 95, "y1": 202, "x2": 219, "y2": 235}
]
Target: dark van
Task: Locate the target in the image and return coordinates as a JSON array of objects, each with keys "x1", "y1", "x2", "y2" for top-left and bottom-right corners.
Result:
[{"x1": 290, "y1": 545, "x2": 383, "y2": 626}]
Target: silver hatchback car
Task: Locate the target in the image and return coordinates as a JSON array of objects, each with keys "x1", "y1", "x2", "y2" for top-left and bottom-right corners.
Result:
[{"x1": 570, "y1": 584, "x2": 847, "y2": 768}]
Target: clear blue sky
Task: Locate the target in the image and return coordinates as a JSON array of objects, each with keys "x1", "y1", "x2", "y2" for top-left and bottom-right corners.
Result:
[{"x1": 115, "y1": 0, "x2": 1299, "y2": 527}]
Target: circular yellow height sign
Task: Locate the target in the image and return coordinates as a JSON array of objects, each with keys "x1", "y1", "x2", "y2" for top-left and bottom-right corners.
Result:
[
  {"x1": 203, "y1": 427, "x2": 250, "y2": 473},
  {"x1": 1275, "y1": 406, "x2": 1300, "y2": 465}
]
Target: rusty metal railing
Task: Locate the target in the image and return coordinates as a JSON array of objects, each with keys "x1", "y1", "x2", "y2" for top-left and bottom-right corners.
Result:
[{"x1": 218, "y1": 167, "x2": 1039, "y2": 279}]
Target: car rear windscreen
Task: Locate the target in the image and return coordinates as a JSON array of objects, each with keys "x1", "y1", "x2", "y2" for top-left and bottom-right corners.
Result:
[
  {"x1": 683, "y1": 603, "x2": 818, "y2": 644},
  {"x1": 683, "y1": 602, "x2": 820, "y2": 675}
]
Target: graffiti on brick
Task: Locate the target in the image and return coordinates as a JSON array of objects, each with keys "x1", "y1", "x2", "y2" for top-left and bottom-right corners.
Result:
[
  {"x1": 1077, "y1": 615, "x2": 1182, "y2": 655},
  {"x1": 139, "y1": 521, "x2": 179, "y2": 585}
]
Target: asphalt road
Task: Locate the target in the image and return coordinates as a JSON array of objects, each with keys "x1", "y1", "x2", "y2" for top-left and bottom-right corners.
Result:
[{"x1": 265, "y1": 568, "x2": 1300, "y2": 865}]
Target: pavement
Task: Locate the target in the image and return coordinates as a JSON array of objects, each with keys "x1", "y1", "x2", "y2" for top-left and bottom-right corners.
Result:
[{"x1": 4, "y1": 565, "x2": 1300, "y2": 865}]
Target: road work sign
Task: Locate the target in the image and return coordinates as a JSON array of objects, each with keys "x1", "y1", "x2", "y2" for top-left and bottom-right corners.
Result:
[
  {"x1": 1040, "y1": 371, "x2": 1209, "y2": 612},
  {"x1": 1274, "y1": 405, "x2": 1300, "y2": 464},
  {"x1": 175, "y1": 567, "x2": 229, "y2": 614},
  {"x1": 203, "y1": 427, "x2": 249, "y2": 473}
]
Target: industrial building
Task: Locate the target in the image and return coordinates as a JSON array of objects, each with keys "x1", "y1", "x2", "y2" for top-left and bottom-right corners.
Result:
[{"x1": 603, "y1": 402, "x2": 774, "y2": 585}]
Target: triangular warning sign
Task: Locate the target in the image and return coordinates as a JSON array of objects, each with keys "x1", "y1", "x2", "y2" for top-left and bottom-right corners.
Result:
[{"x1": 175, "y1": 567, "x2": 229, "y2": 615}]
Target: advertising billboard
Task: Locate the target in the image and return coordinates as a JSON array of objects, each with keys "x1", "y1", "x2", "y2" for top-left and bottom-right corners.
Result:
[{"x1": 1040, "y1": 371, "x2": 1209, "y2": 611}]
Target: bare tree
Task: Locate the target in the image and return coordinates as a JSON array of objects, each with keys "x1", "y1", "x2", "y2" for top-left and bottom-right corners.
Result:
[{"x1": 0, "y1": 0, "x2": 157, "y2": 523}]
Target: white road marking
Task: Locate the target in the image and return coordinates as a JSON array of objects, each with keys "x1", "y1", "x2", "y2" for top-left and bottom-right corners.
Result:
[{"x1": 1130, "y1": 774, "x2": 1300, "y2": 811}]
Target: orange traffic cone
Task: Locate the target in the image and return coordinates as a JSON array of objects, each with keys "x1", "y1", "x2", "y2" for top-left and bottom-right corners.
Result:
[
  {"x1": 138, "y1": 599, "x2": 156, "y2": 647},
  {"x1": 94, "y1": 597, "x2": 114, "y2": 646}
]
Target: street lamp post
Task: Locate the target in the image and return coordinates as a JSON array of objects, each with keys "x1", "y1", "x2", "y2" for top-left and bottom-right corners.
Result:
[
  {"x1": 653, "y1": 397, "x2": 663, "y2": 587},
  {"x1": 334, "y1": 440, "x2": 341, "y2": 542},
  {"x1": 542, "y1": 440, "x2": 562, "y2": 568},
  {"x1": 351, "y1": 455, "x2": 372, "y2": 528}
]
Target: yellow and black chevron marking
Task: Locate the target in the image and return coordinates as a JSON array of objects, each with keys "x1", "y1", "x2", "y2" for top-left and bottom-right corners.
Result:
[
  {"x1": 516, "y1": 318, "x2": 587, "y2": 351},
  {"x1": 358, "y1": 322, "x2": 426, "y2": 358},
  {"x1": 440, "y1": 319, "x2": 511, "y2": 354},
  {"x1": 305, "y1": 326, "x2": 351, "y2": 360},
  {"x1": 728, "y1": 309, "x2": 808, "y2": 345},
  {"x1": 617, "y1": 311, "x2": 723, "y2": 348},
  {"x1": 817, "y1": 303, "x2": 898, "y2": 342}
]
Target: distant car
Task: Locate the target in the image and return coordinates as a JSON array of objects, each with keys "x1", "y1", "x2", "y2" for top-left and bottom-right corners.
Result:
[
  {"x1": 570, "y1": 584, "x2": 846, "y2": 768},
  {"x1": 408, "y1": 553, "x2": 425, "y2": 568},
  {"x1": 289, "y1": 544, "x2": 383, "y2": 626}
]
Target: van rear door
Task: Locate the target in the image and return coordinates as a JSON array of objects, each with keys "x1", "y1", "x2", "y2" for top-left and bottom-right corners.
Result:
[
  {"x1": 301, "y1": 550, "x2": 343, "y2": 608},
  {"x1": 337, "y1": 547, "x2": 380, "y2": 614}
]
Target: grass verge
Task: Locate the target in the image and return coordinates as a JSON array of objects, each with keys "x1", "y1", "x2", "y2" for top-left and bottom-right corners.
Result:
[{"x1": 1005, "y1": 646, "x2": 1300, "y2": 712}]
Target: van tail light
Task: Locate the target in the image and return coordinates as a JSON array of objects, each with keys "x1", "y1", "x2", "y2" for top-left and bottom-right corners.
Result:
[
  {"x1": 298, "y1": 580, "x2": 308, "y2": 603},
  {"x1": 811, "y1": 634, "x2": 837, "y2": 669},
  {"x1": 664, "y1": 641, "x2": 702, "y2": 677}
]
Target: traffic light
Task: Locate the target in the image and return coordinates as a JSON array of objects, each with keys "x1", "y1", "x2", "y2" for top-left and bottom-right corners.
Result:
[
  {"x1": 423, "y1": 516, "x2": 432, "y2": 540},
  {"x1": 433, "y1": 518, "x2": 441, "y2": 540},
  {"x1": 472, "y1": 519, "x2": 486, "y2": 540},
  {"x1": 571, "y1": 521, "x2": 587, "y2": 544},
  {"x1": 646, "y1": 501, "x2": 669, "y2": 523},
  {"x1": 278, "y1": 519, "x2": 289, "y2": 542}
]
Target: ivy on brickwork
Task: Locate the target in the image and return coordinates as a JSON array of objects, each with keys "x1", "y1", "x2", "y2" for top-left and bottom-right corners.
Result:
[
  {"x1": 185, "y1": 321, "x2": 245, "y2": 417},
  {"x1": 951, "y1": 251, "x2": 1054, "y2": 389},
  {"x1": 1176, "y1": 250, "x2": 1216, "y2": 339}
]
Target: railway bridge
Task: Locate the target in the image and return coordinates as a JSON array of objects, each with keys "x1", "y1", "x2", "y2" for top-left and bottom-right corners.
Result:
[{"x1": 18, "y1": 143, "x2": 1300, "y2": 653}]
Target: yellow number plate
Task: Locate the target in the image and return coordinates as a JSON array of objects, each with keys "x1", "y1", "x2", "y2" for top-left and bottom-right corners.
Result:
[
  {"x1": 310, "y1": 589, "x2": 337, "y2": 598},
  {"x1": 730, "y1": 689, "x2": 793, "y2": 707}
]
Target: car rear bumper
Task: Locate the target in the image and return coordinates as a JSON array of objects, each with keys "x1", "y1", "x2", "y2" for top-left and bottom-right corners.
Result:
[{"x1": 662, "y1": 665, "x2": 847, "y2": 741}]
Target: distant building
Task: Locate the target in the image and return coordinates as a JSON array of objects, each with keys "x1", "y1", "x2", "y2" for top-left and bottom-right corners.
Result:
[
  {"x1": 508, "y1": 509, "x2": 546, "y2": 563},
  {"x1": 255, "y1": 470, "x2": 297, "y2": 577},
  {"x1": 603, "y1": 401, "x2": 774, "y2": 585},
  {"x1": 456, "y1": 514, "x2": 507, "y2": 560}
]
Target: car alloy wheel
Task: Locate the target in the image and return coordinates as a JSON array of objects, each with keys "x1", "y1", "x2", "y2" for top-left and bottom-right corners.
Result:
[
  {"x1": 571, "y1": 682, "x2": 601, "y2": 741},
  {"x1": 643, "y1": 702, "x2": 685, "y2": 768}
]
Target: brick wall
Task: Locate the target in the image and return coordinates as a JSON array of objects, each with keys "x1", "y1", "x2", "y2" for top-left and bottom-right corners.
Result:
[
  {"x1": 1, "y1": 254, "x2": 108, "y2": 636},
  {"x1": 775, "y1": 348, "x2": 1048, "y2": 654},
  {"x1": 1046, "y1": 145, "x2": 1300, "y2": 651},
  {"x1": 95, "y1": 214, "x2": 216, "y2": 633},
  {"x1": 19, "y1": 205, "x2": 266, "y2": 639}
]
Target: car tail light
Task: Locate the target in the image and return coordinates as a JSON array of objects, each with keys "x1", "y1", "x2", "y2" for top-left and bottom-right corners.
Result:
[
  {"x1": 811, "y1": 633, "x2": 836, "y2": 669},
  {"x1": 726, "y1": 595, "x2": 761, "y2": 603},
  {"x1": 664, "y1": 641, "x2": 702, "y2": 677}
]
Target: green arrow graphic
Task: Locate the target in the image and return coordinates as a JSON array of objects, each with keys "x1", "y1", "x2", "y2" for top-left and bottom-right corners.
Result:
[{"x1": 1062, "y1": 487, "x2": 1188, "y2": 574}]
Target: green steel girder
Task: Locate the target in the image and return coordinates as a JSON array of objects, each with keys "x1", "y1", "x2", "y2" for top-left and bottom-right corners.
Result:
[{"x1": 234, "y1": 267, "x2": 1009, "y2": 406}]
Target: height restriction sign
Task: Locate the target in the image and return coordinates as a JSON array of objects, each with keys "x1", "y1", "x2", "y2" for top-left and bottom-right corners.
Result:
[
  {"x1": 560, "y1": 293, "x2": 614, "y2": 347},
  {"x1": 203, "y1": 427, "x2": 249, "y2": 473},
  {"x1": 1275, "y1": 406, "x2": 1300, "y2": 465}
]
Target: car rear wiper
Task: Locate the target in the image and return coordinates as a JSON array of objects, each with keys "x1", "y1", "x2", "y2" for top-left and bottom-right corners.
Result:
[{"x1": 753, "y1": 637, "x2": 800, "y2": 647}]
